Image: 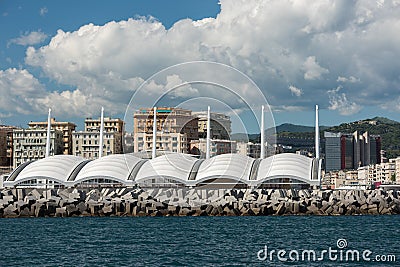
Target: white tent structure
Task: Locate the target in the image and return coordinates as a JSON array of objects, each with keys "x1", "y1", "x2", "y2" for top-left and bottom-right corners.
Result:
[{"x1": 4, "y1": 152, "x2": 320, "y2": 189}]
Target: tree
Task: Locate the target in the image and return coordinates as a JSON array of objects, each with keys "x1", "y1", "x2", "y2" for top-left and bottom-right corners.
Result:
[{"x1": 390, "y1": 173, "x2": 396, "y2": 183}]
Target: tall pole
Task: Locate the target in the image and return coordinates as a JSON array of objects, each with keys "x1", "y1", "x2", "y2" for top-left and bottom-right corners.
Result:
[
  {"x1": 45, "y1": 108, "x2": 51, "y2": 158},
  {"x1": 152, "y1": 107, "x2": 157, "y2": 159},
  {"x1": 315, "y1": 104, "x2": 322, "y2": 187},
  {"x1": 260, "y1": 105, "x2": 265, "y2": 159},
  {"x1": 315, "y1": 105, "x2": 320, "y2": 159},
  {"x1": 206, "y1": 106, "x2": 211, "y2": 159},
  {"x1": 99, "y1": 107, "x2": 104, "y2": 158}
]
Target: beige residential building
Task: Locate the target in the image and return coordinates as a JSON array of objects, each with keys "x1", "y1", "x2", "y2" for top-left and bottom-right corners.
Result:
[
  {"x1": 236, "y1": 141, "x2": 276, "y2": 158},
  {"x1": 376, "y1": 159, "x2": 396, "y2": 183},
  {"x1": 135, "y1": 132, "x2": 188, "y2": 153},
  {"x1": 358, "y1": 160, "x2": 396, "y2": 184},
  {"x1": 72, "y1": 117, "x2": 124, "y2": 159},
  {"x1": 193, "y1": 111, "x2": 231, "y2": 140},
  {"x1": 190, "y1": 139, "x2": 236, "y2": 158},
  {"x1": 396, "y1": 157, "x2": 400, "y2": 183},
  {"x1": 13, "y1": 128, "x2": 63, "y2": 168},
  {"x1": 28, "y1": 118, "x2": 76, "y2": 155},
  {"x1": 84, "y1": 117, "x2": 124, "y2": 133},
  {"x1": 72, "y1": 131, "x2": 121, "y2": 159},
  {"x1": 133, "y1": 107, "x2": 198, "y2": 153}
]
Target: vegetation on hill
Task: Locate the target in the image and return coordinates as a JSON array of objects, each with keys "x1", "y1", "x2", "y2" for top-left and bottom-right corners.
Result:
[
  {"x1": 231, "y1": 117, "x2": 400, "y2": 158},
  {"x1": 324, "y1": 117, "x2": 400, "y2": 158}
]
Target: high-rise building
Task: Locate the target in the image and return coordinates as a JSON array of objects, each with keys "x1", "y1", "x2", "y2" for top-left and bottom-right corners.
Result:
[
  {"x1": 133, "y1": 107, "x2": 198, "y2": 153},
  {"x1": 340, "y1": 133, "x2": 354, "y2": 169},
  {"x1": 324, "y1": 131, "x2": 381, "y2": 171},
  {"x1": 28, "y1": 118, "x2": 76, "y2": 155},
  {"x1": 370, "y1": 135, "x2": 382, "y2": 164},
  {"x1": 192, "y1": 111, "x2": 231, "y2": 140},
  {"x1": 13, "y1": 128, "x2": 63, "y2": 168},
  {"x1": 72, "y1": 117, "x2": 124, "y2": 159},
  {"x1": 0, "y1": 125, "x2": 18, "y2": 169},
  {"x1": 324, "y1": 132, "x2": 341, "y2": 171}
]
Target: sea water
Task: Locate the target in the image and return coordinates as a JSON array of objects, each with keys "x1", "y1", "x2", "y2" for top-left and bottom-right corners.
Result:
[{"x1": 0, "y1": 216, "x2": 398, "y2": 266}]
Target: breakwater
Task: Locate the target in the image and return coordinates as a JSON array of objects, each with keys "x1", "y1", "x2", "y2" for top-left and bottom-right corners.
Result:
[{"x1": 1, "y1": 187, "x2": 400, "y2": 218}]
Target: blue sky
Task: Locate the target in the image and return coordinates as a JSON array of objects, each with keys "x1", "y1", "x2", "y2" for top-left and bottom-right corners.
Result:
[{"x1": 1, "y1": 0, "x2": 399, "y2": 133}]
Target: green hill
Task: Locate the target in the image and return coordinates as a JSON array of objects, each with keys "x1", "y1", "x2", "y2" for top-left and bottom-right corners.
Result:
[
  {"x1": 324, "y1": 117, "x2": 400, "y2": 158},
  {"x1": 231, "y1": 117, "x2": 400, "y2": 158}
]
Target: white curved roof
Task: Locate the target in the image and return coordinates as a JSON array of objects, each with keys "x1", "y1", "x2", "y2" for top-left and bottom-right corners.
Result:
[
  {"x1": 135, "y1": 153, "x2": 197, "y2": 183},
  {"x1": 74, "y1": 154, "x2": 142, "y2": 183},
  {"x1": 5, "y1": 152, "x2": 317, "y2": 188},
  {"x1": 256, "y1": 153, "x2": 313, "y2": 183},
  {"x1": 12, "y1": 155, "x2": 85, "y2": 185},
  {"x1": 196, "y1": 154, "x2": 255, "y2": 183}
]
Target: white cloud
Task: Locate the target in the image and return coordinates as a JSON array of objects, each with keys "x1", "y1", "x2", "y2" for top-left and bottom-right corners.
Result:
[
  {"x1": 337, "y1": 76, "x2": 360, "y2": 83},
  {"x1": 327, "y1": 86, "x2": 361, "y2": 115},
  {"x1": 165, "y1": 74, "x2": 199, "y2": 98},
  {"x1": 302, "y1": 56, "x2": 329, "y2": 80},
  {"x1": 40, "y1": 7, "x2": 48, "y2": 16},
  {"x1": 380, "y1": 96, "x2": 400, "y2": 111},
  {"x1": 0, "y1": 68, "x2": 46, "y2": 115},
  {"x1": 9, "y1": 31, "x2": 47, "y2": 46},
  {"x1": 288, "y1": 85, "x2": 303, "y2": 97},
  {"x1": 13, "y1": 0, "x2": 399, "y2": 118}
]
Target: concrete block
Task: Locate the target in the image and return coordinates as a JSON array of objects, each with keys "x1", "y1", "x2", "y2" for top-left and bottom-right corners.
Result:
[
  {"x1": 2, "y1": 195, "x2": 14, "y2": 203},
  {"x1": 58, "y1": 189, "x2": 70, "y2": 199},
  {"x1": 76, "y1": 202, "x2": 87, "y2": 213},
  {"x1": 275, "y1": 203, "x2": 286, "y2": 215},
  {"x1": 102, "y1": 205, "x2": 114, "y2": 216},
  {"x1": 3, "y1": 204, "x2": 18, "y2": 217},
  {"x1": 34, "y1": 203, "x2": 46, "y2": 217},
  {"x1": 66, "y1": 204, "x2": 79, "y2": 216},
  {"x1": 55, "y1": 207, "x2": 67, "y2": 217},
  {"x1": 19, "y1": 207, "x2": 30, "y2": 217}
]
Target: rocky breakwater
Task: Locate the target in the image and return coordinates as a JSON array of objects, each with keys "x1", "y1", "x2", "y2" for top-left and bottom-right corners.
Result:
[{"x1": 1, "y1": 188, "x2": 400, "y2": 218}]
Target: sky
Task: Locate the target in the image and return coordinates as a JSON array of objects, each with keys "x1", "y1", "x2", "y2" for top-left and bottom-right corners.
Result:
[{"x1": 0, "y1": 0, "x2": 399, "y2": 133}]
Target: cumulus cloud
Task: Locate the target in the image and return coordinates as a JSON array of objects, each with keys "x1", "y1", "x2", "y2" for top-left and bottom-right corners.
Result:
[
  {"x1": 288, "y1": 85, "x2": 303, "y2": 97},
  {"x1": 0, "y1": 68, "x2": 47, "y2": 114},
  {"x1": 327, "y1": 86, "x2": 362, "y2": 115},
  {"x1": 302, "y1": 56, "x2": 329, "y2": 80},
  {"x1": 9, "y1": 0, "x2": 398, "y2": 118},
  {"x1": 9, "y1": 31, "x2": 47, "y2": 46}
]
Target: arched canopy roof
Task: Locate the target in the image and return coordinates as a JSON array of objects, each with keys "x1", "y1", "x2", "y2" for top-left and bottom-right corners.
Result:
[
  {"x1": 256, "y1": 153, "x2": 313, "y2": 184},
  {"x1": 9, "y1": 155, "x2": 85, "y2": 185},
  {"x1": 195, "y1": 154, "x2": 255, "y2": 183},
  {"x1": 74, "y1": 154, "x2": 142, "y2": 184},
  {"x1": 135, "y1": 153, "x2": 197, "y2": 184}
]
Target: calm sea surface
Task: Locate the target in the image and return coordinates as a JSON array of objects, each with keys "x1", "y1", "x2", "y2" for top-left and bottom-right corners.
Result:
[{"x1": 0, "y1": 215, "x2": 398, "y2": 266}]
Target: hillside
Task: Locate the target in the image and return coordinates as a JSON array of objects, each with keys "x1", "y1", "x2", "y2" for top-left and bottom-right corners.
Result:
[
  {"x1": 231, "y1": 117, "x2": 400, "y2": 158},
  {"x1": 275, "y1": 123, "x2": 329, "y2": 133},
  {"x1": 325, "y1": 117, "x2": 400, "y2": 158}
]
